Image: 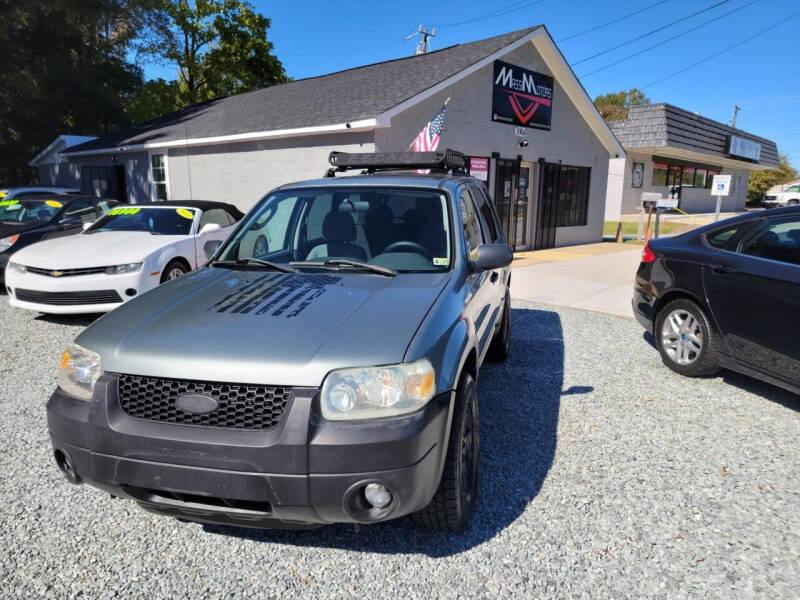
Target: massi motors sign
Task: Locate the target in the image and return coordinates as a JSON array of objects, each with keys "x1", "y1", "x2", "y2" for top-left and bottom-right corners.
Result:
[{"x1": 491, "y1": 60, "x2": 553, "y2": 130}]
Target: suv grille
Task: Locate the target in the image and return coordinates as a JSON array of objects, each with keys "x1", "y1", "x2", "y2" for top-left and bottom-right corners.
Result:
[{"x1": 118, "y1": 374, "x2": 292, "y2": 430}]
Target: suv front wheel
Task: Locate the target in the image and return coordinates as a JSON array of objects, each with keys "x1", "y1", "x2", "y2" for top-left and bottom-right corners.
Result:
[{"x1": 412, "y1": 372, "x2": 478, "y2": 532}]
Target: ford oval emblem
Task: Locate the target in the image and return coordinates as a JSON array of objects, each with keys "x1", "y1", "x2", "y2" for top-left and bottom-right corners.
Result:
[{"x1": 175, "y1": 393, "x2": 218, "y2": 414}]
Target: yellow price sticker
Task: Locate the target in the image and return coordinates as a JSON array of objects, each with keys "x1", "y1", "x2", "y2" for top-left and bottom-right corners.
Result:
[
  {"x1": 0, "y1": 191, "x2": 6, "y2": 198},
  {"x1": 45, "y1": 200, "x2": 63, "y2": 208},
  {"x1": 0, "y1": 199, "x2": 19, "y2": 206},
  {"x1": 176, "y1": 208, "x2": 194, "y2": 220},
  {"x1": 109, "y1": 207, "x2": 140, "y2": 215}
]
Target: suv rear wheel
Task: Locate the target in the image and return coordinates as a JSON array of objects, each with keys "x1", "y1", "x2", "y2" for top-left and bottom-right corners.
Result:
[
  {"x1": 655, "y1": 298, "x2": 720, "y2": 377},
  {"x1": 412, "y1": 372, "x2": 478, "y2": 532}
]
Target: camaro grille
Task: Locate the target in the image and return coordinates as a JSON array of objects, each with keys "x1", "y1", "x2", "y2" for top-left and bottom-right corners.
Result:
[
  {"x1": 14, "y1": 288, "x2": 122, "y2": 305},
  {"x1": 117, "y1": 374, "x2": 292, "y2": 430},
  {"x1": 26, "y1": 266, "x2": 106, "y2": 277}
]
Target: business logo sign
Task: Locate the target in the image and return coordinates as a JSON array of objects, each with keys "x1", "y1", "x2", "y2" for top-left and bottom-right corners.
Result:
[{"x1": 491, "y1": 60, "x2": 553, "y2": 130}]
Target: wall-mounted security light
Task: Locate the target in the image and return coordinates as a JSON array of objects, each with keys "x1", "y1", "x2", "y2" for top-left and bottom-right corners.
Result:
[{"x1": 519, "y1": 139, "x2": 529, "y2": 148}]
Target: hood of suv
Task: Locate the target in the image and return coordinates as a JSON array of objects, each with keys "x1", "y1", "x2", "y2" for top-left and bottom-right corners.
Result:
[{"x1": 77, "y1": 267, "x2": 450, "y2": 387}]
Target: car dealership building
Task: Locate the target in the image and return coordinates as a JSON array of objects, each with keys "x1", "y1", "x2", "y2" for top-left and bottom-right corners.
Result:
[
  {"x1": 33, "y1": 26, "x2": 624, "y2": 250},
  {"x1": 604, "y1": 103, "x2": 779, "y2": 219}
]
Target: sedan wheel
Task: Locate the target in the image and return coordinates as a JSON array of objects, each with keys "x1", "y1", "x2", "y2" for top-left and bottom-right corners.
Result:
[
  {"x1": 160, "y1": 260, "x2": 189, "y2": 284},
  {"x1": 655, "y1": 298, "x2": 720, "y2": 377},
  {"x1": 660, "y1": 308, "x2": 703, "y2": 365}
]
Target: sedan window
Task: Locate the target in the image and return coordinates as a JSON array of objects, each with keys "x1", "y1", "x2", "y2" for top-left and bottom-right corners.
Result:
[
  {"x1": 706, "y1": 225, "x2": 741, "y2": 249},
  {"x1": 740, "y1": 219, "x2": 800, "y2": 266}
]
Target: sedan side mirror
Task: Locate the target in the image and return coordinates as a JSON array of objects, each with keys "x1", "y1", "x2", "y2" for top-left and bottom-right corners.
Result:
[
  {"x1": 199, "y1": 223, "x2": 221, "y2": 235},
  {"x1": 469, "y1": 243, "x2": 513, "y2": 272},
  {"x1": 59, "y1": 215, "x2": 83, "y2": 227},
  {"x1": 204, "y1": 239, "x2": 222, "y2": 261}
]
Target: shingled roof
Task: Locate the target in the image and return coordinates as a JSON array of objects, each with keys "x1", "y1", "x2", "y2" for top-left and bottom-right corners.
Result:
[
  {"x1": 609, "y1": 104, "x2": 779, "y2": 169},
  {"x1": 66, "y1": 27, "x2": 542, "y2": 155}
]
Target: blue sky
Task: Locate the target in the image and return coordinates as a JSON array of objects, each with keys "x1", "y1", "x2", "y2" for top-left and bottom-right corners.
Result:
[{"x1": 145, "y1": 0, "x2": 800, "y2": 168}]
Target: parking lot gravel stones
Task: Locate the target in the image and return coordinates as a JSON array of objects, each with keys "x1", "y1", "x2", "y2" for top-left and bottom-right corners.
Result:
[{"x1": 1, "y1": 297, "x2": 798, "y2": 599}]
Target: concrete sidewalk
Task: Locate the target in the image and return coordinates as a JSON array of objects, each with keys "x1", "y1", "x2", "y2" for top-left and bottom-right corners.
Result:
[{"x1": 510, "y1": 244, "x2": 642, "y2": 317}]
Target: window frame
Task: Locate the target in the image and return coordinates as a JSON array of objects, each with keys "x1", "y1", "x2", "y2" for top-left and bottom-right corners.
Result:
[
  {"x1": 149, "y1": 152, "x2": 170, "y2": 202},
  {"x1": 468, "y1": 184, "x2": 501, "y2": 243},
  {"x1": 735, "y1": 216, "x2": 800, "y2": 267},
  {"x1": 458, "y1": 186, "x2": 485, "y2": 257}
]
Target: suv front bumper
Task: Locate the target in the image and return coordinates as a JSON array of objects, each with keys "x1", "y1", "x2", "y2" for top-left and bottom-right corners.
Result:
[{"x1": 47, "y1": 375, "x2": 453, "y2": 529}]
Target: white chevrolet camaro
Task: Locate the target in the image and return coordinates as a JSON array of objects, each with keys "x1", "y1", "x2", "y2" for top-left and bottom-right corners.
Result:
[{"x1": 5, "y1": 201, "x2": 243, "y2": 314}]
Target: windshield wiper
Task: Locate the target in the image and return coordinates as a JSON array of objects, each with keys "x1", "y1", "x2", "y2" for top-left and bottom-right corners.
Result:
[
  {"x1": 213, "y1": 258, "x2": 297, "y2": 273},
  {"x1": 289, "y1": 259, "x2": 396, "y2": 277}
]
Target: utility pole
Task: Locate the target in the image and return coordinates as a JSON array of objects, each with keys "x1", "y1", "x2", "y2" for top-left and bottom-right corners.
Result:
[
  {"x1": 406, "y1": 24, "x2": 436, "y2": 54},
  {"x1": 731, "y1": 105, "x2": 740, "y2": 128}
]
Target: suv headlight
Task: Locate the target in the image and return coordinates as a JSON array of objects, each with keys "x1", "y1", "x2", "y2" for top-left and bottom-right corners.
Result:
[
  {"x1": 320, "y1": 358, "x2": 435, "y2": 421},
  {"x1": 58, "y1": 343, "x2": 103, "y2": 401},
  {"x1": 7, "y1": 261, "x2": 26, "y2": 274},
  {"x1": 104, "y1": 262, "x2": 143, "y2": 275},
  {"x1": 0, "y1": 234, "x2": 19, "y2": 252}
]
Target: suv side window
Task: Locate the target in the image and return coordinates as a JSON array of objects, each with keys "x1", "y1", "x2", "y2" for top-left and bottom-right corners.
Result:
[
  {"x1": 469, "y1": 185, "x2": 499, "y2": 242},
  {"x1": 459, "y1": 188, "x2": 484, "y2": 257},
  {"x1": 739, "y1": 218, "x2": 800, "y2": 266}
]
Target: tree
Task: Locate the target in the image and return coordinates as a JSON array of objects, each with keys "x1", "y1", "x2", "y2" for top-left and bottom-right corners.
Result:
[
  {"x1": 135, "y1": 0, "x2": 289, "y2": 114},
  {"x1": 747, "y1": 155, "x2": 798, "y2": 204},
  {"x1": 0, "y1": 0, "x2": 145, "y2": 184},
  {"x1": 593, "y1": 89, "x2": 650, "y2": 122}
]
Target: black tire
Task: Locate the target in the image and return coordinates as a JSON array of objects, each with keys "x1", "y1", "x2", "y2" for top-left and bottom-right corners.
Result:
[
  {"x1": 654, "y1": 298, "x2": 720, "y2": 377},
  {"x1": 412, "y1": 372, "x2": 479, "y2": 532},
  {"x1": 487, "y1": 291, "x2": 510, "y2": 362},
  {"x1": 160, "y1": 259, "x2": 189, "y2": 284}
]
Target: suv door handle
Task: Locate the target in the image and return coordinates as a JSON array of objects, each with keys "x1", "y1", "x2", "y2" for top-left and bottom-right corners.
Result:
[
  {"x1": 490, "y1": 271, "x2": 499, "y2": 283},
  {"x1": 711, "y1": 265, "x2": 737, "y2": 275}
]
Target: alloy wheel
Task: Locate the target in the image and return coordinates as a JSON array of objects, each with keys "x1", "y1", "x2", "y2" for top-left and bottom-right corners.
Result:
[{"x1": 661, "y1": 308, "x2": 703, "y2": 365}]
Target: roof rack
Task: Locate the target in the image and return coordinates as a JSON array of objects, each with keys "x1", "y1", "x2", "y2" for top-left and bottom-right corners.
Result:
[{"x1": 325, "y1": 149, "x2": 469, "y2": 177}]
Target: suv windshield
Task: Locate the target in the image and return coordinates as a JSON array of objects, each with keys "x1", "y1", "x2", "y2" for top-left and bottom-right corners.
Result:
[
  {"x1": 88, "y1": 207, "x2": 196, "y2": 235},
  {"x1": 0, "y1": 199, "x2": 62, "y2": 224},
  {"x1": 216, "y1": 187, "x2": 452, "y2": 272}
]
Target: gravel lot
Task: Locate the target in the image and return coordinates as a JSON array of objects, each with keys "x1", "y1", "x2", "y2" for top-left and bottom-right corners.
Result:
[{"x1": 1, "y1": 295, "x2": 798, "y2": 599}]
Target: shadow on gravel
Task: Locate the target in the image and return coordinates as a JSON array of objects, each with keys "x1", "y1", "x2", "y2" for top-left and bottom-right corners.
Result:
[
  {"x1": 203, "y1": 307, "x2": 573, "y2": 557},
  {"x1": 34, "y1": 313, "x2": 103, "y2": 327}
]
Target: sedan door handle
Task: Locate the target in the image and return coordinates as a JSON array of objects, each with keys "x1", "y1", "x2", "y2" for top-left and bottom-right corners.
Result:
[{"x1": 711, "y1": 265, "x2": 737, "y2": 275}]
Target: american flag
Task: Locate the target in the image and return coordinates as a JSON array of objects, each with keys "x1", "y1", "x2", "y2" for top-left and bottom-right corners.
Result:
[{"x1": 411, "y1": 104, "x2": 447, "y2": 152}]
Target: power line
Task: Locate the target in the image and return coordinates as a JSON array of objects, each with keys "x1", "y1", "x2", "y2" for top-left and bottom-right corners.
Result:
[
  {"x1": 571, "y1": 0, "x2": 730, "y2": 66},
  {"x1": 438, "y1": 0, "x2": 546, "y2": 29},
  {"x1": 556, "y1": 0, "x2": 671, "y2": 43},
  {"x1": 580, "y1": 0, "x2": 760, "y2": 78},
  {"x1": 642, "y1": 9, "x2": 800, "y2": 89}
]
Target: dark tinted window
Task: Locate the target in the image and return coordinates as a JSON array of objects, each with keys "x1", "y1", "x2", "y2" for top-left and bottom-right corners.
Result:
[
  {"x1": 64, "y1": 199, "x2": 97, "y2": 222},
  {"x1": 740, "y1": 219, "x2": 800, "y2": 266},
  {"x1": 89, "y1": 207, "x2": 195, "y2": 235},
  {"x1": 706, "y1": 225, "x2": 740, "y2": 249},
  {"x1": 470, "y1": 186, "x2": 498, "y2": 242}
]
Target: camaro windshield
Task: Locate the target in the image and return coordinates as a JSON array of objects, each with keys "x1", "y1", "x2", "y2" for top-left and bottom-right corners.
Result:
[
  {"x1": 0, "y1": 199, "x2": 62, "y2": 224},
  {"x1": 216, "y1": 187, "x2": 452, "y2": 272},
  {"x1": 88, "y1": 207, "x2": 196, "y2": 235}
]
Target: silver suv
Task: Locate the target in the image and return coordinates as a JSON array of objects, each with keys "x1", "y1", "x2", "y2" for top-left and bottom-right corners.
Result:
[{"x1": 47, "y1": 150, "x2": 513, "y2": 532}]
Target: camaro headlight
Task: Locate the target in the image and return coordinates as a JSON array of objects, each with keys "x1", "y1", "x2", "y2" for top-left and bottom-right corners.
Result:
[
  {"x1": 58, "y1": 343, "x2": 102, "y2": 401},
  {"x1": 320, "y1": 358, "x2": 435, "y2": 420},
  {"x1": 104, "y1": 262, "x2": 143, "y2": 275},
  {"x1": 0, "y1": 234, "x2": 19, "y2": 252},
  {"x1": 7, "y1": 261, "x2": 26, "y2": 274}
]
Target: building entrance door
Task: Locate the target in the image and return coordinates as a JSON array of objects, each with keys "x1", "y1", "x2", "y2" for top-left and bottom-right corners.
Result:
[
  {"x1": 535, "y1": 162, "x2": 559, "y2": 249},
  {"x1": 493, "y1": 158, "x2": 529, "y2": 250}
]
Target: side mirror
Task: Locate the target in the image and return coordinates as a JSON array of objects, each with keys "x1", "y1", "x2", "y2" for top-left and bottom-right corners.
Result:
[
  {"x1": 199, "y1": 223, "x2": 221, "y2": 235},
  {"x1": 469, "y1": 243, "x2": 513, "y2": 272},
  {"x1": 204, "y1": 239, "x2": 222, "y2": 261},
  {"x1": 82, "y1": 222, "x2": 93, "y2": 231},
  {"x1": 59, "y1": 215, "x2": 82, "y2": 227}
]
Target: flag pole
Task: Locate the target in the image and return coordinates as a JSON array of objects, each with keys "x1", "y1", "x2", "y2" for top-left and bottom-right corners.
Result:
[{"x1": 407, "y1": 97, "x2": 450, "y2": 151}]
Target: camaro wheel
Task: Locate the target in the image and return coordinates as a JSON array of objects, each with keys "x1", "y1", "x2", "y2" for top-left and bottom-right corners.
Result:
[
  {"x1": 160, "y1": 260, "x2": 188, "y2": 284},
  {"x1": 655, "y1": 298, "x2": 719, "y2": 377},
  {"x1": 487, "y1": 291, "x2": 510, "y2": 362},
  {"x1": 412, "y1": 372, "x2": 478, "y2": 532}
]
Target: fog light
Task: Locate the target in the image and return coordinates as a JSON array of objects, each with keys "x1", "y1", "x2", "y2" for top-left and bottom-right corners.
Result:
[
  {"x1": 125, "y1": 288, "x2": 137, "y2": 297},
  {"x1": 363, "y1": 483, "x2": 392, "y2": 509}
]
